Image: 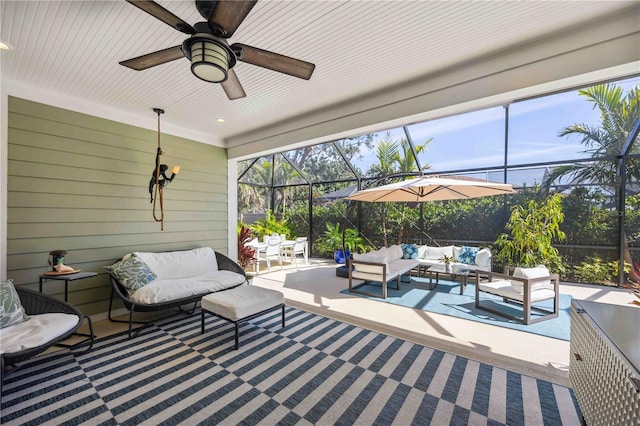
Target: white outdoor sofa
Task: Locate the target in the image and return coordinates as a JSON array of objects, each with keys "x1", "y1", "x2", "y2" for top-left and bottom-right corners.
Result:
[{"x1": 348, "y1": 245, "x2": 420, "y2": 299}]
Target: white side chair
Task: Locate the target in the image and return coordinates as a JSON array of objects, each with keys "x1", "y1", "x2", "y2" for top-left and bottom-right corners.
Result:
[
  {"x1": 259, "y1": 238, "x2": 282, "y2": 272},
  {"x1": 281, "y1": 237, "x2": 308, "y2": 266},
  {"x1": 282, "y1": 237, "x2": 309, "y2": 266}
]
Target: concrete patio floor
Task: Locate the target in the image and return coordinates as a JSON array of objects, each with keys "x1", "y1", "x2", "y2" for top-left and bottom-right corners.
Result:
[{"x1": 250, "y1": 259, "x2": 635, "y2": 387}]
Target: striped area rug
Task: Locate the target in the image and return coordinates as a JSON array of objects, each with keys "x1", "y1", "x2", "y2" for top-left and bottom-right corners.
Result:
[{"x1": 1, "y1": 307, "x2": 581, "y2": 425}]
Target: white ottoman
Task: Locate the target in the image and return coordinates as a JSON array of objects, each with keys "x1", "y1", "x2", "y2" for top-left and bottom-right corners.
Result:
[{"x1": 201, "y1": 284, "x2": 285, "y2": 349}]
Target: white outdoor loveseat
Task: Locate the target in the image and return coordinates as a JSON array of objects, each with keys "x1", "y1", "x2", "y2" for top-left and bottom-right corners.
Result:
[
  {"x1": 105, "y1": 247, "x2": 247, "y2": 338},
  {"x1": 348, "y1": 245, "x2": 420, "y2": 299}
]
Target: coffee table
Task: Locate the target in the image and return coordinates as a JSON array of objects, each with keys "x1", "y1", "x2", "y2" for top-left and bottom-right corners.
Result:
[{"x1": 426, "y1": 265, "x2": 471, "y2": 295}]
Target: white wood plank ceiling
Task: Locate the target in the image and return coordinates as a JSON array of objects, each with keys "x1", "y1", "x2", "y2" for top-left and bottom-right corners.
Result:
[{"x1": 0, "y1": 0, "x2": 635, "y2": 148}]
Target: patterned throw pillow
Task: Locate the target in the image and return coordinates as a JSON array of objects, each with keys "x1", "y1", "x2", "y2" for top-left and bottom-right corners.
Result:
[
  {"x1": 104, "y1": 255, "x2": 157, "y2": 295},
  {"x1": 401, "y1": 244, "x2": 419, "y2": 259},
  {"x1": 0, "y1": 279, "x2": 28, "y2": 329},
  {"x1": 457, "y1": 246, "x2": 479, "y2": 265}
]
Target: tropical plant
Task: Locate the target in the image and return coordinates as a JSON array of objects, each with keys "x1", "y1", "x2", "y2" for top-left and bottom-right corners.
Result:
[
  {"x1": 542, "y1": 84, "x2": 640, "y2": 192},
  {"x1": 248, "y1": 210, "x2": 291, "y2": 239},
  {"x1": 366, "y1": 132, "x2": 431, "y2": 246},
  {"x1": 494, "y1": 193, "x2": 566, "y2": 274},
  {"x1": 315, "y1": 222, "x2": 370, "y2": 255},
  {"x1": 237, "y1": 225, "x2": 256, "y2": 270}
]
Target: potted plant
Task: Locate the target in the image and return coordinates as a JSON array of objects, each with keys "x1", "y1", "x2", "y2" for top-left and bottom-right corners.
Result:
[
  {"x1": 316, "y1": 222, "x2": 369, "y2": 264},
  {"x1": 440, "y1": 255, "x2": 455, "y2": 272},
  {"x1": 237, "y1": 225, "x2": 257, "y2": 279}
]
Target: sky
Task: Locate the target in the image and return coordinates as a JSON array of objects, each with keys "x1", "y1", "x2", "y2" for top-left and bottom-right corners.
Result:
[{"x1": 347, "y1": 76, "x2": 639, "y2": 186}]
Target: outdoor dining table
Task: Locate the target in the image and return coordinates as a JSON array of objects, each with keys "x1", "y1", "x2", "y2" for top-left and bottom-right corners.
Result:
[{"x1": 246, "y1": 239, "x2": 301, "y2": 272}]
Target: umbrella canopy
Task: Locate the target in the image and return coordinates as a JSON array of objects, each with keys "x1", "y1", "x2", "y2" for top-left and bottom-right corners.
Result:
[{"x1": 347, "y1": 176, "x2": 516, "y2": 202}]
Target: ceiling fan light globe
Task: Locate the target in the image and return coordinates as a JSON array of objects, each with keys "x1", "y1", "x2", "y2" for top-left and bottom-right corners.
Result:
[{"x1": 190, "y1": 40, "x2": 228, "y2": 83}]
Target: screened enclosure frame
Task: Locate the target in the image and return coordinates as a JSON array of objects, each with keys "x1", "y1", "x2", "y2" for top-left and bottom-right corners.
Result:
[{"x1": 238, "y1": 76, "x2": 640, "y2": 286}]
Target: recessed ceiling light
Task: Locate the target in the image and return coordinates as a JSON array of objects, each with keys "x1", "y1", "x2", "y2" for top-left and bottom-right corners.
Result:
[
  {"x1": 216, "y1": 118, "x2": 225, "y2": 123},
  {"x1": 0, "y1": 41, "x2": 13, "y2": 50}
]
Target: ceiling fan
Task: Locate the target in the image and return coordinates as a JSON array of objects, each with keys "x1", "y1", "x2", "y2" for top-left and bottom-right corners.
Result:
[{"x1": 119, "y1": 0, "x2": 316, "y2": 100}]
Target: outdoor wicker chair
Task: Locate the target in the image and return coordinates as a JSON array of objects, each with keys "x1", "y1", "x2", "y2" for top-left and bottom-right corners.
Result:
[{"x1": 1, "y1": 287, "x2": 94, "y2": 395}]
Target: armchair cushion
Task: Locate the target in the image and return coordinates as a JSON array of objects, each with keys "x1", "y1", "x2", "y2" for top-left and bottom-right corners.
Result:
[
  {"x1": 0, "y1": 313, "x2": 79, "y2": 354},
  {"x1": 511, "y1": 265, "x2": 552, "y2": 294},
  {"x1": 0, "y1": 280, "x2": 28, "y2": 329}
]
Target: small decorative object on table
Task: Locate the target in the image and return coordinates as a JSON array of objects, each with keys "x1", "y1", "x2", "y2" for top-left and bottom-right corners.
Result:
[{"x1": 440, "y1": 255, "x2": 455, "y2": 272}]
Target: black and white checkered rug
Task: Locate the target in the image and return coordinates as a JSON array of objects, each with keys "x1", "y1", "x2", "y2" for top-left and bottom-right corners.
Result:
[{"x1": 1, "y1": 307, "x2": 581, "y2": 425}]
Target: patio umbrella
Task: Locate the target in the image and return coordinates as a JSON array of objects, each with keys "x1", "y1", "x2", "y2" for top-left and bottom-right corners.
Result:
[{"x1": 347, "y1": 175, "x2": 516, "y2": 202}]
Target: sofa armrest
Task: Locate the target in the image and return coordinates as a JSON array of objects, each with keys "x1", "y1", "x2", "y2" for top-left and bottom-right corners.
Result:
[
  {"x1": 215, "y1": 251, "x2": 247, "y2": 279},
  {"x1": 350, "y1": 259, "x2": 388, "y2": 276}
]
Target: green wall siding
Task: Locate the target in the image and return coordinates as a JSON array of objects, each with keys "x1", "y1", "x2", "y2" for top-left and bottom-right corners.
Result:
[{"x1": 6, "y1": 96, "x2": 229, "y2": 315}]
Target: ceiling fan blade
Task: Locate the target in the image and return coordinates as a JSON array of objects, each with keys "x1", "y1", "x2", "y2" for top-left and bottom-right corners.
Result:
[
  {"x1": 208, "y1": 0, "x2": 257, "y2": 38},
  {"x1": 232, "y1": 43, "x2": 315, "y2": 80},
  {"x1": 126, "y1": 0, "x2": 195, "y2": 34},
  {"x1": 221, "y1": 69, "x2": 246, "y2": 100},
  {"x1": 120, "y1": 46, "x2": 185, "y2": 71}
]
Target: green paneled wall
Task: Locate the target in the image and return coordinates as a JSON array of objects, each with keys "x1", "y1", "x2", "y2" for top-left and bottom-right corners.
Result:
[{"x1": 6, "y1": 96, "x2": 229, "y2": 315}]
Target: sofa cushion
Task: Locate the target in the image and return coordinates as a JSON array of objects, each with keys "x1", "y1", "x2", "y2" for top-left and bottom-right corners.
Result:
[
  {"x1": 474, "y1": 248, "x2": 491, "y2": 269},
  {"x1": 0, "y1": 313, "x2": 79, "y2": 354},
  {"x1": 374, "y1": 247, "x2": 388, "y2": 258},
  {"x1": 0, "y1": 279, "x2": 28, "y2": 329},
  {"x1": 511, "y1": 265, "x2": 552, "y2": 294},
  {"x1": 135, "y1": 247, "x2": 218, "y2": 280},
  {"x1": 402, "y1": 244, "x2": 419, "y2": 259},
  {"x1": 130, "y1": 270, "x2": 246, "y2": 304},
  {"x1": 388, "y1": 245, "x2": 404, "y2": 261},
  {"x1": 423, "y1": 245, "x2": 455, "y2": 260},
  {"x1": 104, "y1": 255, "x2": 157, "y2": 295},
  {"x1": 457, "y1": 246, "x2": 479, "y2": 265}
]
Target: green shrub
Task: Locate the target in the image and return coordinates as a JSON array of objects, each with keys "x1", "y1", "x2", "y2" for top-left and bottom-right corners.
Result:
[{"x1": 573, "y1": 257, "x2": 629, "y2": 285}]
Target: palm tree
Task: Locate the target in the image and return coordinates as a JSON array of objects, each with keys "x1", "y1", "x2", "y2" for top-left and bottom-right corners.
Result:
[
  {"x1": 367, "y1": 132, "x2": 431, "y2": 245},
  {"x1": 541, "y1": 83, "x2": 640, "y2": 271},
  {"x1": 542, "y1": 83, "x2": 640, "y2": 191}
]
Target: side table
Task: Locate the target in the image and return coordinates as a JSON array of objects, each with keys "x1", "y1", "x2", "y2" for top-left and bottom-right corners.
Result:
[
  {"x1": 39, "y1": 271, "x2": 98, "y2": 302},
  {"x1": 39, "y1": 271, "x2": 98, "y2": 350}
]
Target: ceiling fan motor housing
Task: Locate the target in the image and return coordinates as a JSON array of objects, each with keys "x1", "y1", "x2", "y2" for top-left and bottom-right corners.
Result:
[{"x1": 182, "y1": 29, "x2": 237, "y2": 83}]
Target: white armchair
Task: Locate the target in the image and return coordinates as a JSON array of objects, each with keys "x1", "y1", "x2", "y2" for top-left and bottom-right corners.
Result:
[{"x1": 475, "y1": 265, "x2": 559, "y2": 325}]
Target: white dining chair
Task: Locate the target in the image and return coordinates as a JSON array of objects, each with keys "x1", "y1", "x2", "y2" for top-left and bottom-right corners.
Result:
[
  {"x1": 259, "y1": 238, "x2": 282, "y2": 272},
  {"x1": 281, "y1": 237, "x2": 308, "y2": 266}
]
